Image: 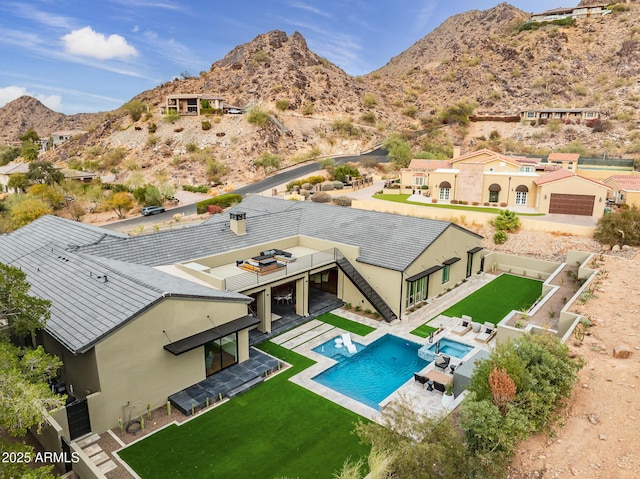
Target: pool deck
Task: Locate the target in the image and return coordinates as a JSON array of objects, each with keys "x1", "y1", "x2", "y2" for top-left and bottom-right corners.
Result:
[{"x1": 283, "y1": 274, "x2": 497, "y2": 422}]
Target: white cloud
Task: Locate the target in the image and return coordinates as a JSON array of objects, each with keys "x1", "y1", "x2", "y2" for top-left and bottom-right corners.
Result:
[
  {"x1": 0, "y1": 85, "x2": 62, "y2": 111},
  {"x1": 62, "y1": 26, "x2": 138, "y2": 60}
]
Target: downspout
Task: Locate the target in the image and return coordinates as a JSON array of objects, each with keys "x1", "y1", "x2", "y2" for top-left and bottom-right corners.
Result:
[{"x1": 399, "y1": 272, "x2": 404, "y2": 321}]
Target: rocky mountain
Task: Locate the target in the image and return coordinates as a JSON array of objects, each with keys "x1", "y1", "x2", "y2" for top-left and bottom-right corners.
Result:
[
  {"x1": 0, "y1": 96, "x2": 99, "y2": 144},
  {"x1": 2, "y1": 1, "x2": 639, "y2": 188}
]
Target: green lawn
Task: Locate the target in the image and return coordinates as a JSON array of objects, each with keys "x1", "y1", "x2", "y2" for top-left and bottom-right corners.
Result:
[
  {"x1": 119, "y1": 342, "x2": 370, "y2": 479},
  {"x1": 412, "y1": 274, "x2": 543, "y2": 338},
  {"x1": 372, "y1": 194, "x2": 545, "y2": 216},
  {"x1": 316, "y1": 312, "x2": 376, "y2": 336}
]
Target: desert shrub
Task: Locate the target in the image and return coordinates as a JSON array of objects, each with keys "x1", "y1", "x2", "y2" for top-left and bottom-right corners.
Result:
[
  {"x1": 195, "y1": 194, "x2": 242, "y2": 214},
  {"x1": 301, "y1": 183, "x2": 312, "y2": 190},
  {"x1": 132, "y1": 184, "x2": 162, "y2": 207},
  {"x1": 286, "y1": 175, "x2": 325, "y2": 192},
  {"x1": 146, "y1": 135, "x2": 159, "y2": 147},
  {"x1": 460, "y1": 200, "x2": 468, "y2": 205},
  {"x1": 493, "y1": 230, "x2": 508, "y2": 244},
  {"x1": 310, "y1": 192, "x2": 331, "y2": 203},
  {"x1": 362, "y1": 93, "x2": 377, "y2": 107},
  {"x1": 298, "y1": 189, "x2": 310, "y2": 198},
  {"x1": 360, "y1": 111, "x2": 376, "y2": 124},
  {"x1": 147, "y1": 123, "x2": 157, "y2": 133},
  {"x1": 205, "y1": 158, "x2": 228, "y2": 179},
  {"x1": 333, "y1": 181, "x2": 344, "y2": 190},
  {"x1": 402, "y1": 105, "x2": 418, "y2": 118},
  {"x1": 275, "y1": 100, "x2": 290, "y2": 111},
  {"x1": 101, "y1": 147, "x2": 127, "y2": 170},
  {"x1": 201, "y1": 120, "x2": 211, "y2": 130},
  {"x1": 332, "y1": 196, "x2": 352, "y2": 207},
  {"x1": 491, "y1": 209, "x2": 520, "y2": 232},
  {"x1": 122, "y1": 100, "x2": 146, "y2": 121},
  {"x1": 302, "y1": 101, "x2": 314, "y2": 116},
  {"x1": 254, "y1": 151, "x2": 281, "y2": 172},
  {"x1": 451, "y1": 199, "x2": 459, "y2": 205},
  {"x1": 246, "y1": 106, "x2": 269, "y2": 126},
  {"x1": 472, "y1": 201, "x2": 479, "y2": 206},
  {"x1": 186, "y1": 143, "x2": 198, "y2": 153},
  {"x1": 333, "y1": 164, "x2": 360, "y2": 183},
  {"x1": 438, "y1": 100, "x2": 476, "y2": 125},
  {"x1": 163, "y1": 110, "x2": 180, "y2": 123},
  {"x1": 182, "y1": 185, "x2": 209, "y2": 193},
  {"x1": 593, "y1": 207, "x2": 640, "y2": 246},
  {"x1": 321, "y1": 182, "x2": 335, "y2": 191}
]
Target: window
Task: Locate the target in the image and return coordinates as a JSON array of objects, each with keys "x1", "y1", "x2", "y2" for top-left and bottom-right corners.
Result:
[
  {"x1": 466, "y1": 252, "x2": 473, "y2": 278},
  {"x1": 554, "y1": 112, "x2": 562, "y2": 119},
  {"x1": 204, "y1": 332, "x2": 238, "y2": 376},
  {"x1": 540, "y1": 112, "x2": 549, "y2": 119},
  {"x1": 515, "y1": 191, "x2": 527, "y2": 205},
  {"x1": 405, "y1": 276, "x2": 429, "y2": 308},
  {"x1": 526, "y1": 111, "x2": 536, "y2": 118},
  {"x1": 414, "y1": 176, "x2": 425, "y2": 186},
  {"x1": 439, "y1": 188, "x2": 450, "y2": 201},
  {"x1": 489, "y1": 190, "x2": 499, "y2": 203},
  {"x1": 442, "y1": 264, "x2": 450, "y2": 284},
  {"x1": 519, "y1": 166, "x2": 534, "y2": 173},
  {"x1": 585, "y1": 112, "x2": 595, "y2": 118}
]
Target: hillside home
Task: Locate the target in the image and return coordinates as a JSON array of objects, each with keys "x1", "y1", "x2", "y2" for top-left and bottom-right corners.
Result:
[
  {"x1": 603, "y1": 175, "x2": 640, "y2": 207},
  {"x1": 400, "y1": 149, "x2": 610, "y2": 216},
  {"x1": 519, "y1": 108, "x2": 600, "y2": 123},
  {"x1": 0, "y1": 196, "x2": 482, "y2": 439},
  {"x1": 162, "y1": 94, "x2": 225, "y2": 115},
  {"x1": 36, "y1": 130, "x2": 88, "y2": 153},
  {"x1": 530, "y1": 5, "x2": 611, "y2": 22},
  {"x1": 0, "y1": 161, "x2": 97, "y2": 193}
]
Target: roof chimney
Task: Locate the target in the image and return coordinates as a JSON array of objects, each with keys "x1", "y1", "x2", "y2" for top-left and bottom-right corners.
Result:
[
  {"x1": 453, "y1": 146, "x2": 461, "y2": 159},
  {"x1": 229, "y1": 212, "x2": 246, "y2": 236}
]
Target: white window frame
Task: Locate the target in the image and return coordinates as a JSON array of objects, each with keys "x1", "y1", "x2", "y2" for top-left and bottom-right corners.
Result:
[
  {"x1": 515, "y1": 191, "x2": 528, "y2": 206},
  {"x1": 413, "y1": 176, "x2": 425, "y2": 186},
  {"x1": 439, "y1": 188, "x2": 450, "y2": 201}
]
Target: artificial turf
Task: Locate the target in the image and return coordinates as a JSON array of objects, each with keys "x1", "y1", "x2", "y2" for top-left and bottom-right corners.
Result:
[
  {"x1": 118, "y1": 342, "x2": 370, "y2": 479},
  {"x1": 411, "y1": 274, "x2": 543, "y2": 338},
  {"x1": 316, "y1": 312, "x2": 376, "y2": 336}
]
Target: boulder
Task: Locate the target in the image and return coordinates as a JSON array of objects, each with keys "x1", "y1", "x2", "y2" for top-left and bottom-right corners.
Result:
[
  {"x1": 611, "y1": 244, "x2": 621, "y2": 252},
  {"x1": 613, "y1": 344, "x2": 632, "y2": 359}
]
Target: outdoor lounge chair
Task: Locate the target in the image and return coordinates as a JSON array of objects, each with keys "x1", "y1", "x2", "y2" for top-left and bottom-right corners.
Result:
[
  {"x1": 414, "y1": 373, "x2": 429, "y2": 387},
  {"x1": 451, "y1": 319, "x2": 472, "y2": 336},
  {"x1": 434, "y1": 354, "x2": 450, "y2": 371},
  {"x1": 475, "y1": 322, "x2": 497, "y2": 343},
  {"x1": 432, "y1": 380, "x2": 446, "y2": 393}
]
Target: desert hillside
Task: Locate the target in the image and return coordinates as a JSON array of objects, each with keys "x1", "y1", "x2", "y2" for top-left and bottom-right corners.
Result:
[{"x1": 1, "y1": 2, "x2": 639, "y2": 188}]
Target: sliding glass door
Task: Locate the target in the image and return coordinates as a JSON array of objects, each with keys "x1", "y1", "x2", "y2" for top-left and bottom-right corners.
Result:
[{"x1": 204, "y1": 333, "x2": 238, "y2": 376}]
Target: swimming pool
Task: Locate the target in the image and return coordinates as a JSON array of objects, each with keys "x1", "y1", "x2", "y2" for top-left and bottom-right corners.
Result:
[
  {"x1": 312, "y1": 337, "x2": 364, "y2": 361},
  {"x1": 312, "y1": 335, "x2": 428, "y2": 410},
  {"x1": 425, "y1": 337, "x2": 473, "y2": 359}
]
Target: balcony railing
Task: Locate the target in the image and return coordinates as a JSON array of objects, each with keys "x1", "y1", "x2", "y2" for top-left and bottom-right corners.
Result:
[{"x1": 224, "y1": 248, "x2": 338, "y2": 291}]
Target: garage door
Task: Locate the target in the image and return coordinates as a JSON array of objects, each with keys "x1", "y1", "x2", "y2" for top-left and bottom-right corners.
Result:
[{"x1": 549, "y1": 193, "x2": 595, "y2": 216}]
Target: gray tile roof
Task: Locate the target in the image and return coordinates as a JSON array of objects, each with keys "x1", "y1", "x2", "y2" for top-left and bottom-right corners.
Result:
[
  {"x1": 80, "y1": 196, "x2": 482, "y2": 272},
  {"x1": 2, "y1": 244, "x2": 247, "y2": 354},
  {"x1": 0, "y1": 214, "x2": 127, "y2": 263}
]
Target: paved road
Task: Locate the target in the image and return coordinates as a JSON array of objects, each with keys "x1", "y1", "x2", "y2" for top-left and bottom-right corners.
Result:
[{"x1": 100, "y1": 148, "x2": 389, "y2": 231}]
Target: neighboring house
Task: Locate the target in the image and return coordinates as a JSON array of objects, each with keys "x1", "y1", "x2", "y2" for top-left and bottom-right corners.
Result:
[
  {"x1": 0, "y1": 161, "x2": 29, "y2": 192},
  {"x1": 530, "y1": 5, "x2": 611, "y2": 22},
  {"x1": 603, "y1": 175, "x2": 640, "y2": 207},
  {"x1": 0, "y1": 161, "x2": 97, "y2": 192},
  {"x1": 400, "y1": 149, "x2": 610, "y2": 216},
  {"x1": 162, "y1": 94, "x2": 225, "y2": 115},
  {"x1": 35, "y1": 130, "x2": 87, "y2": 153},
  {"x1": 533, "y1": 169, "x2": 611, "y2": 216},
  {"x1": 519, "y1": 108, "x2": 600, "y2": 123},
  {"x1": 0, "y1": 196, "x2": 483, "y2": 437}
]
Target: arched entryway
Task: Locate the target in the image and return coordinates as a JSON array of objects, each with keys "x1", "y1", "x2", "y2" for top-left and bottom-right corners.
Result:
[
  {"x1": 515, "y1": 185, "x2": 528, "y2": 206},
  {"x1": 439, "y1": 181, "x2": 451, "y2": 201}
]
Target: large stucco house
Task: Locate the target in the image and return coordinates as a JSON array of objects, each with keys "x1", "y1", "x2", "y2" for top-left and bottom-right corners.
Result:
[
  {"x1": 399, "y1": 149, "x2": 611, "y2": 217},
  {"x1": 604, "y1": 174, "x2": 640, "y2": 208},
  {"x1": 0, "y1": 196, "x2": 483, "y2": 439}
]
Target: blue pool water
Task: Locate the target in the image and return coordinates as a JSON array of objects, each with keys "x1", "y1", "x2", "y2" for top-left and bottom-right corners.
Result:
[
  {"x1": 425, "y1": 337, "x2": 473, "y2": 359},
  {"x1": 312, "y1": 335, "x2": 428, "y2": 410},
  {"x1": 312, "y1": 338, "x2": 365, "y2": 361}
]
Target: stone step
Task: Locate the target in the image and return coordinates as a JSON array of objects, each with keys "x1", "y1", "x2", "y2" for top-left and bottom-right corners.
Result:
[
  {"x1": 227, "y1": 376, "x2": 263, "y2": 398},
  {"x1": 89, "y1": 451, "x2": 109, "y2": 465},
  {"x1": 82, "y1": 444, "x2": 102, "y2": 457},
  {"x1": 75, "y1": 433, "x2": 100, "y2": 448},
  {"x1": 98, "y1": 459, "x2": 118, "y2": 474}
]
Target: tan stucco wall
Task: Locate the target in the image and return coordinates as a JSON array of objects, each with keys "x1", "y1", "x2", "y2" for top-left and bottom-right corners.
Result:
[
  {"x1": 457, "y1": 163, "x2": 485, "y2": 204},
  {"x1": 86, "y1": 297, "x2": 248, "y2": 433},
  {"x1": 537, "y1": 176, "x2": 609, "y2": 216}
]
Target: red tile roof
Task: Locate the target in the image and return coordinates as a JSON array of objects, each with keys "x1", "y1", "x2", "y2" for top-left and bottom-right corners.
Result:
[
  {"x1": 535, "y1": 169, "x2": 610, "y2": 188},
  {"x1": 606, "y1": 175, "x2": 640, "y2": 191},
  {"x1": 548, "y1": 152, "x2": 580, "y2": 162}
]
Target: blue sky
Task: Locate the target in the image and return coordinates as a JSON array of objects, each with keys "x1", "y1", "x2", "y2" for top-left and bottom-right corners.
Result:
[{"x1": 0, "y1": 0, "x2": 563, "y2": 114}]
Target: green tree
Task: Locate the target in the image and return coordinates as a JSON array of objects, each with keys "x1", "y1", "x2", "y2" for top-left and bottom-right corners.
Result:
[
  {"x1": 438, "y1": 100, "x2": 476, "y2": 125},
  {"x1": 7, "y1": 173, "x2": 30, "y2": 193},
  {"x1": 593, "y1": 206, "x2": 640, "y2": 246},
  {"x1": 20, "y1": 141, "x2": 39, "y2": 162},
  {"x1": 246, "y1": 106, "x2": 269, "y2": 126},
  {"x1": 0, "y1": 263, "x2": 63, "y2": 479},
  {"x1": 382, "y1": 134, "x2": 412, "y2": 169},
  {"x1": 27, "y1": 184, "x2": 65, "y2": 210},
  {"x1": 104, "y1": 191, "x2": 134, "y2": 219},
  {"x1": 8, "y1": 196, "x2": 52, "y2": 228},
  {"x1": 19, "y1": 128, "x2": 40, "y2": 143},
  {"x1": 27, "y1": 161, "x2": 64, "y2": 185},
  {"x1": 0, "y1": 145, "x2": 20, "y2": 166}
]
